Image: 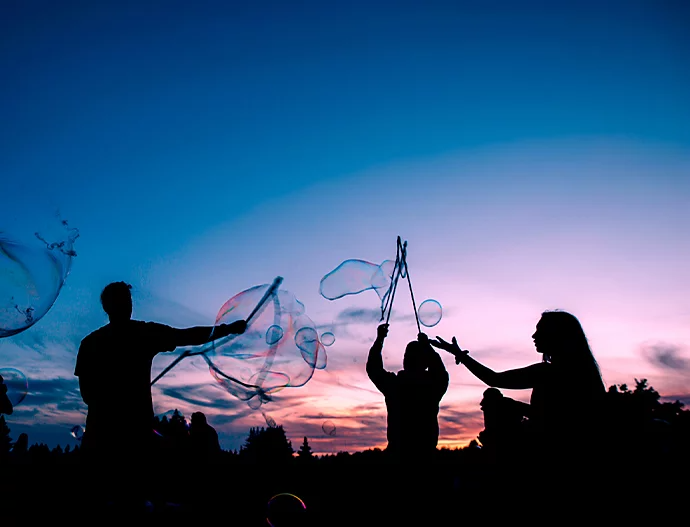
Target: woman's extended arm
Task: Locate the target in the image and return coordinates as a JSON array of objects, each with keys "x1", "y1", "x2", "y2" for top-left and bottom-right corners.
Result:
[{"x1": 431, "y1": 336, "x2": 546, "y2": 389}]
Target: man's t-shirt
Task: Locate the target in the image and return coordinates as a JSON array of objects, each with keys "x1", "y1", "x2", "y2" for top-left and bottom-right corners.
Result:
[{"x1": 75, "y1": 320, "x2": 178, "y2": 441}]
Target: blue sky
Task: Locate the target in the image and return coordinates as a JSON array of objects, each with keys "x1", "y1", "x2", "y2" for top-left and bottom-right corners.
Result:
[{"x1": 1, "y1": 0, "x2": 688, "y2": 453}]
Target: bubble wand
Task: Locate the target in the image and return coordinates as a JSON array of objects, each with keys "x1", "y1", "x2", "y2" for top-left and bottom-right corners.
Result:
[
  {"x1": 151, "y1": 276, "x2": 284, "y2": 386},
  {"x1": 380, "y1": 237, "x2": 421, "y2": 333}
]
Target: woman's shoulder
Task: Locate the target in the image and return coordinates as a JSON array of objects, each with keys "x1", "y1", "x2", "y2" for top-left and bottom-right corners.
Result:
[
  {"x1": 526, "y1": 361, "x2": 550, "y2": 373},
  {"x1": 527, "y1": 361, "x2": 552, "y2": 383}
]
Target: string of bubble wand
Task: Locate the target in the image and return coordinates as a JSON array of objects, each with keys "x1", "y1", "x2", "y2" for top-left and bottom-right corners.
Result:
[{"x1": 381, "y1": 236, "x2": 422, "y2": 333}]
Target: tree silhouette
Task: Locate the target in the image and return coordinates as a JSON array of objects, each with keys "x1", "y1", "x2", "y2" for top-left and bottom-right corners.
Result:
[
  {"x1": 239, "y1": 425, "x2": 294, "y2": 464},
  {"x1": 0, "y1": 375, "x2": 686, "y2": 523},
  {"x1": 0, "y1": 415, "x2": 11, "y2": 458},
  {"x1": 27, "y1": 442, "x2": 50, "y2": 464},
  {"x1": 603, "y1": 378, "x2": 689, "y2": 462},
  {"x1": 153, "y1": 409, "x2": 189, "y2": 439},
  {"x1": 297, "y1": 436, "x2": 314, "y2": 461}
]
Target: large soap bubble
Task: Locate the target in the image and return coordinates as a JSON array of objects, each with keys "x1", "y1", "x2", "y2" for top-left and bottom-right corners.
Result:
[
  {"x1": 198, "y1": 282, "x2": 327, "y2": 409},
  {"x1": 0, "y1": 219, "x2": 79, "y2": 338}
]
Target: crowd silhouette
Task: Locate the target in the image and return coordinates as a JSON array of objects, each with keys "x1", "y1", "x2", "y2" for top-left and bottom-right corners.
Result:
[{"x1": 1, "y1": 283, "x2": 688, "y2": 524}]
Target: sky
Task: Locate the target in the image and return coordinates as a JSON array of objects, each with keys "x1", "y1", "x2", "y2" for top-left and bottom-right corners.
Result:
[{"x1": 1, "y1": 0, "x2": 688, "y2": 454}]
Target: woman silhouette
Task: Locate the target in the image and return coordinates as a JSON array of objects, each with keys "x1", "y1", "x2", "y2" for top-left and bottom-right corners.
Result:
[{"x1": 432, "y1": 310, "x2": 606, "y2": 465}]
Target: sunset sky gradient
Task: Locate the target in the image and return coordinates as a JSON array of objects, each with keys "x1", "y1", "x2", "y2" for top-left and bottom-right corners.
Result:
[{"x1": 1, "y1": 0, "x2": 688, "y2": 454}]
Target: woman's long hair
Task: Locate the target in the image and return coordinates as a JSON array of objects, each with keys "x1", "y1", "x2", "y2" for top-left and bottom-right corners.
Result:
[{"x1": 539, "y1": 310, "x2": 606, "y2": 397}]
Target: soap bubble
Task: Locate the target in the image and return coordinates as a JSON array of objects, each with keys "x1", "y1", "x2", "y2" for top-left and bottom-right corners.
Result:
[
  {"x1": 70, "y1": 425, "x2": 84, "y2": 440},
  {"x1": 322, "y1": 420, "x2": 336, "y2": 436},
  {"x1": 266, "y1": 493, "x2": 307, "y2": 527},
  {"x1": 266, "y1": 325, "x2": 284, "y2": 345},
  {"x1": 418, "y1": 299, "x2": 442, "y2": 327},
  {"x1": 320, "y1": 332, "x2": 335, "y2": 346},
  {"x1": 0, "y1": 368, "x2": 28, "y2": 406},
  {"x1": 261, "y1": 410, "x2": 277, "y2": 428}
]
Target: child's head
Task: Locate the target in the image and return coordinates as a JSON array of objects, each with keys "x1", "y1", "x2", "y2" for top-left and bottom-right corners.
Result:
[
  {"x1": 403, "y1": 341, "x2": 429, "y2": 372},
  {"x1": 480, "y1": 387, "x2": 503, "y2": 411}
]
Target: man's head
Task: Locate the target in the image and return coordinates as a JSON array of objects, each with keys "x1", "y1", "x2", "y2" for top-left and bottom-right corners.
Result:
[
  {"x1": 100, "y1": 281, "x2": 133, "y2": 322},
  {"x1": 191, "y1": 411, "x2": 207, "y2": 427},
  {"x1": 403, "y1": 340, "x2": 429, "y2": 373}
]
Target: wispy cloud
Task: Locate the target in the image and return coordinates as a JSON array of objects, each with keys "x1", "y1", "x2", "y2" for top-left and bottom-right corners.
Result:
[
  {"x1": 641, "y1": 342, "x2": 690, "y2": 372},
  {"x1": 335, "y1": 307, "x2": 416, "y2": 325}
]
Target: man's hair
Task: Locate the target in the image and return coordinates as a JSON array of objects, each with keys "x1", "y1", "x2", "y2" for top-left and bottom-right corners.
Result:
[
  {"x1": 191, "y1": 411, "x2": 207, "y2": 425},
  {"x1": 100, "y1": 281, "x2": 132, "y2": 316}
]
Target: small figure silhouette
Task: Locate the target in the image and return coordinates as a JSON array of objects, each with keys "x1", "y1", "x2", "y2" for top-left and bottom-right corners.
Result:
[
  {"x1": 477, "y1": 387, "x2": 528, "y2": 461},
  {"x1": 74, "y1": 281, "x2": 246, "y2": 506},
  {"x1": 0, "y1": 373, "x2": 12, "y2": 415},
  {"x1": 11, "y1": 432, "x2": 29, "y2": 458},
  {"x1": 366, "y1": 323, "x2": 449, "y2": 463},
  {"x1": 189, "y1": 411, "x2": 221, "y2": 459},
  {"x1": 432, "y1": 310, "x2": 606, "y2": 467}
]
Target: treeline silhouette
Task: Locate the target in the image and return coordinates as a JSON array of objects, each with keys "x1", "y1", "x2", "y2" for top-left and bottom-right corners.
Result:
[{"x1": 1, "y1": 378, "x2": 688, "y2": 525}]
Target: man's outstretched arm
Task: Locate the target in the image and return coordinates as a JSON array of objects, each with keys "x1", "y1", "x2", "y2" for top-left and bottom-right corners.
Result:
[{"x1": 170, "y1": 320, "x2": 247, "y2": 347}]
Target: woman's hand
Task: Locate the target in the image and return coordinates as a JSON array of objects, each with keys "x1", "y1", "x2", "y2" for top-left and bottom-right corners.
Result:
[{"x1": 431, "y1": 336, "x2": 468, "y2": 364}]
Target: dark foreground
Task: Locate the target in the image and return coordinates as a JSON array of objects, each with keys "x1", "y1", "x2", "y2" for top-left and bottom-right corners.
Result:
[{"x1": 1, "y1": 448, "x2": 685, "y2": 526}]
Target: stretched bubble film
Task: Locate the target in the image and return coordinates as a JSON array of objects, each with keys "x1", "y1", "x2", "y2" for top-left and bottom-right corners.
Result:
[
  {"x1": 197, "y1": 283, "x2": 326, "y2": 409},
  {"x1": 319, "y1": 259, "x2": 395, "y2": 317}
]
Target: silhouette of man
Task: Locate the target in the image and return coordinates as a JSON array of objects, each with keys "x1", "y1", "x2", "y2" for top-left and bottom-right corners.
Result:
[
  {"x1": 189, "y1": 411, "x2": 221, "y2": 459},
  {"x1": 74, "y1": 281, "x2": 246, "y2": 506},
  {"x1": 366, "y1": 323, "x2": 449, "y2": 462},
  {"x1": 0, "y1": 374, "x2": 13, "y2": 415}
]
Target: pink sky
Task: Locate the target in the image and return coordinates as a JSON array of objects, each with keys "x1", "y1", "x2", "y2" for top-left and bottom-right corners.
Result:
[{"x1": 2, "y1": 139, "x2": 689, "y2": 454}]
